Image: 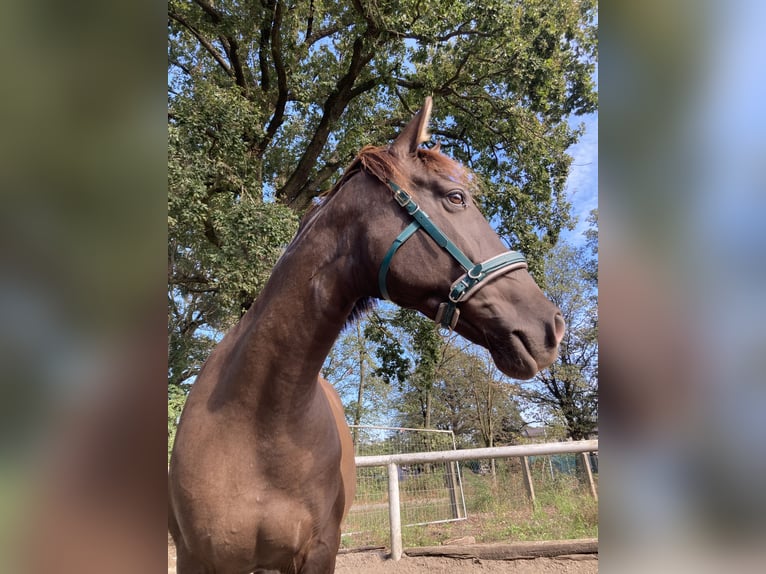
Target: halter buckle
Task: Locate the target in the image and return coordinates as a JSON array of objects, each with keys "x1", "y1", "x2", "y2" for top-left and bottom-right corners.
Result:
[
  {"x1": 449, "y1": 279, "x2": 470, "y2": 303},
  {"x1": 435, "y1": 302, "x2": 460, "y2": 331},
  {"x1": 393, "y1": 187, "x2": 412, "y2": 207}
]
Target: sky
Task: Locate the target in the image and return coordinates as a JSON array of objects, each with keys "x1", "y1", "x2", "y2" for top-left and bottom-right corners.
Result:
[{"x1": 560, "y1": 111, "x2": 598, "y2": 246}]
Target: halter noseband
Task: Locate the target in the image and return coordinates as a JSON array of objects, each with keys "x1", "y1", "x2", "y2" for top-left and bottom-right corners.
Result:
[{"x1": 378, "y1": 180, "x2": 528, "y2": 330}]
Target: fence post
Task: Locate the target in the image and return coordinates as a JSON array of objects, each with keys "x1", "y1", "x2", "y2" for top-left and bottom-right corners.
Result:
[
  {"x1": 580, "y1": 452, "x2": 598, "y2": 500},
  {"x1": 445, "y1": 461, "x2": 463, "y2": 519},
  {"x1": 387, "y1": 462, "x2": 403, "y2": 560},
  {"x1": 521, "y1": 456, "x2": 536, "y2": 505}
]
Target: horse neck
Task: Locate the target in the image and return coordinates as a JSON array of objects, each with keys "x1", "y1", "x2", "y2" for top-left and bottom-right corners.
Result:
[{"x1": 223, "y1": 209, "x2": 364, "y2": 414}]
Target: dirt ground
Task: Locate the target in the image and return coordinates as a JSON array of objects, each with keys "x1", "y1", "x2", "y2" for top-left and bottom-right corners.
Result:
[
  {"x1": 169, "y1": 541, "x2": 597, "y2": 573},
  {"x1": 335, "y1": 550, "x2": 597, "y2": 573}
]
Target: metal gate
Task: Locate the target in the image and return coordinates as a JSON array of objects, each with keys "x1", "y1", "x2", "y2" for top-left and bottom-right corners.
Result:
[{"x1": 341, "y1": 426, "x2": 467, "y2": 545}]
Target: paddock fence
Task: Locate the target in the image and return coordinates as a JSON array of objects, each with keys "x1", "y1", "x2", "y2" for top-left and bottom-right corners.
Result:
[
  {"x1": 341, "y1": 426, "x2": 467, "y2": 545},
  {"x1": 347, "y1": 439, "x2": 599, "y2": 560}
]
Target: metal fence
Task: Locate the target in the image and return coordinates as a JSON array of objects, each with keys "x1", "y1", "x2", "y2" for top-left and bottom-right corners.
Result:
[
  {"x1": 341, "y1": 426, "x2": 467, "y2": 547},
  {"x1": 353, "y1": 439, "x2": 599, "y2": 560}
]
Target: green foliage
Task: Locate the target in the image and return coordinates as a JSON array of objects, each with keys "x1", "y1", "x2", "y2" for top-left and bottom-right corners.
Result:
[
  {"x1": 427, "y1": 347, "x2": 525, "y2": 447},
  {"x1": 169, "y1": 0, "x2": 597, "y2": 243},
  {"x1": 365, "y1": 315, "x2": 524, "y2": 445},
  {"x1": 322, "y1": 322, "x2": 393, "y2": 427},
  {"x1": 391, "y1": 309, "x2": 442, "y2": 394},
  {"x1": 522, "y1": 214, "x2": 598, "y2": 440},
  {"x1": 584, "y1": 208, "x2": 598, "y2": 285},
  {"x1": 364, "y1": 310, "x2": 412, "y2": 389},
  {"x1": 168, "y1": 383, "x2": 187, "y2": 460},
  {"x1": 167, "y1": 0, "x2": 597, "y2": 448},
  {"x1": 363, "y1": 308, "x2": 444, "y2": 428}
]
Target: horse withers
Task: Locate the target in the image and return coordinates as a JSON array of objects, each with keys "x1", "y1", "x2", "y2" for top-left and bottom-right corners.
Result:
[{"x1": 168, "y1": 98, "x2": 565, "y2": 574}]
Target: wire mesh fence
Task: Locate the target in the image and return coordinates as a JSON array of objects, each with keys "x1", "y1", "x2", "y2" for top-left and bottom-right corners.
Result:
[
  {"x1": 341, "y1": 426, "x2": 466, "y2": 547},
  {"x1": 441, "y1": 454, "x2": 598, "y2": 544},
  {"x1": 341, "y1": 433, "x2": 599, "y2": 549}
]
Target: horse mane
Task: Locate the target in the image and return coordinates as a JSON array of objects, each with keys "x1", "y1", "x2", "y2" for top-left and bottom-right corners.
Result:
[
  {"x1": 301, "y1": 145, "x2": 472, "y2": 226},
  {"x1": 298, "y1": 144, "x2": 473, "y2": 328}
]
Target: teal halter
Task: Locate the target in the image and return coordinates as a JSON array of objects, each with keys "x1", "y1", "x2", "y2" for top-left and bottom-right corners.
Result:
[{"x1": 378, "y1": 181, "x2": 528, "y2": 330}]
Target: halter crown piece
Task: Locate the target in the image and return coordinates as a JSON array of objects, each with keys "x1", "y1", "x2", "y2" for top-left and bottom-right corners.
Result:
[{"x1": 378, "y1": 180, "x2": 528, "y2": 330}]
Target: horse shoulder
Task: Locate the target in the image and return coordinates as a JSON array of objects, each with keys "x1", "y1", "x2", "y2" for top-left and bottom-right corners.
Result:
[{"x1": 318, "y1": 376, "x2": 356, "y2": 518}]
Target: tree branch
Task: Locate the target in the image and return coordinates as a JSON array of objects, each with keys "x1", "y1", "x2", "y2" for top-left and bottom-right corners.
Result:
[
  {"x1": 169, "y1": 56, "x2": 192, "y2": 77},
  {"x1": 222, "y1": 34, "x2": 248, "y2": 90},
  {"x1": 306, "y1": 23, "x2": 344, "y2": 45},
  {"x1": 305, "y1": 0, "x2": 315, "y2": 42},
  {"x1": 258, "y1": 0, "x2": 274, "y2": 92},
  {"x1": 403, "y1": 27, "x2": 492, "y2": 43},
  {"x1": 169, "y1": 274, "x2": 212, "y2": 286},
  {"x1": 257, "y1": 0, "x2": 289, "y2": 155},
  {"x1": 305, "y1": 159, "x2": 345, "y2": 193},
  {"x1": 173, "y1": 285, "x2": 220, "y2": 295},
  {"x1": 169, "y1": 11, "x2": 233, "y2": 78},
  {"x1": 280, "y1": 27, "x2": 380, "y2": 209},
  {"x1": 192, "y1": 0, "x2": 223, "y2": 24},
  {"x1": 351, "y1": 0, "x2": 381, "y2": 32},
  {"x1": 348, "y1": 76, "x2": 381, "y2": 98},
  {"x1": 395, "y1": 77, "x2": 426, "y2": 90},
  {"x1": 192, "y1": 0, "x2": 247, "y2": 92}
]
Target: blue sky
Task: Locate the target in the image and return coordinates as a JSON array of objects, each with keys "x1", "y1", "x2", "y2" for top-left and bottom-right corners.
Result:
[{"x1": 561, "y1": 111, "x2": 598, "y2": 246}]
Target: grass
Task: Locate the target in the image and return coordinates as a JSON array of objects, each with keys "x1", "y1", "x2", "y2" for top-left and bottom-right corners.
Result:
[
  {"x1": 0, "y1": 464, "x2": 31, "y2": 572},
  {"x1": 342, "y1": 459, "x2": 598, "y2": 549},
  {"x1": 460, "y1": 469, "x2": 598, "y2": 542}
]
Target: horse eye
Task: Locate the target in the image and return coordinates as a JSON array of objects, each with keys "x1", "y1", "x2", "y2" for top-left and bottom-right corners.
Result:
[{"x1": 447, "y1": 191, "x2": 465, "y2": 206}]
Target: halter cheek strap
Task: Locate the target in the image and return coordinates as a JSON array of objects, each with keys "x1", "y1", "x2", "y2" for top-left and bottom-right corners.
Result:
[{"x1": 378, "y1": 180, "x2": 527, "y2": 330}]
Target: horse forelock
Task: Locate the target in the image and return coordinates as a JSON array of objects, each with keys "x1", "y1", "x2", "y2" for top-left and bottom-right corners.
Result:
[
  {"x1": 417, "y1": 148, "x2": 475, "y2": 191},
  {"x1": 356, "y1": 145, "x2": 473, "y2": 192},
  {"x1": 298, "y1": 144, "x2": 476, "y2": 232}
]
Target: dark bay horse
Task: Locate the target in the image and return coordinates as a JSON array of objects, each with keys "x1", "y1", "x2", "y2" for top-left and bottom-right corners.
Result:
[{"x1": 168, "y1": 98, "x2": 565, "y2": 573}]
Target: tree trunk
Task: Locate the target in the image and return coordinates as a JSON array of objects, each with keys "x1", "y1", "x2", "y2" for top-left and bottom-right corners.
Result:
[
  {"x1": 352, "y1": 322, "x2": 365, "y2": 447},
  {"x1": 489, "y1": 434, "x2": 496, "y2": 479},
  {"x1": 424, "y1": 387, "x2": 431, "y2": 428}
]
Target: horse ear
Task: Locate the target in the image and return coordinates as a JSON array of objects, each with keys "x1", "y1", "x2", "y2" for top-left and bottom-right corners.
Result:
[{"x1": 390, "y1": 97, "x2": 432, "y2": 157}]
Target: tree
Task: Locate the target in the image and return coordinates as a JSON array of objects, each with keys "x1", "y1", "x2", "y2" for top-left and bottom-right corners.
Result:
[
  {"x1": 372, "y1": 324, "x2": 525, "y2": 449},
  {"x1": 169, "y1": 0, "x2": 597, "y2": 254},
  {"x1": 434, "y1": 347, "x2": 525, "y2": 449},
  {"x1": 583, "y1": 208, "x2": 598, "y2": 285},
  {"x1": 321, "y1": 321, "x2": 393, "y2": 441},
  {"x1": 168, "y1": 0, "x2": 597, "y2": 441},
  {"x1": 366, "y1": 308, "x2": 443, "y2": 428},
  {"x1": 465, "y1": 350, "x2": 526, "y2": 448},
  {"x1": 520, "y1": 217, "x2": 598, "y2": 441}
]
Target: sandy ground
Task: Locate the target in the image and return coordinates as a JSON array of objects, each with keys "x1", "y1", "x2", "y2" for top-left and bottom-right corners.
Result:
[
  {"x1": 335, "y1": 550, "x2": 597, "y2": 573},
  {"x1": 169, "y1": 540, "x2": 598, "y2": 573}
]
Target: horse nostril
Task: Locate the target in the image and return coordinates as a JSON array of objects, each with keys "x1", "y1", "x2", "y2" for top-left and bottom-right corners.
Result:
[{"x1": 553, "y1": 312, "x2": 566, "y2": 344}]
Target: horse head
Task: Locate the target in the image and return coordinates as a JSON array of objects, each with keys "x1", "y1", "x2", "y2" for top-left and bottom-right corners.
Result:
[{"x1": 327, "y1": 98, "x2": 565, "y2": 379}]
